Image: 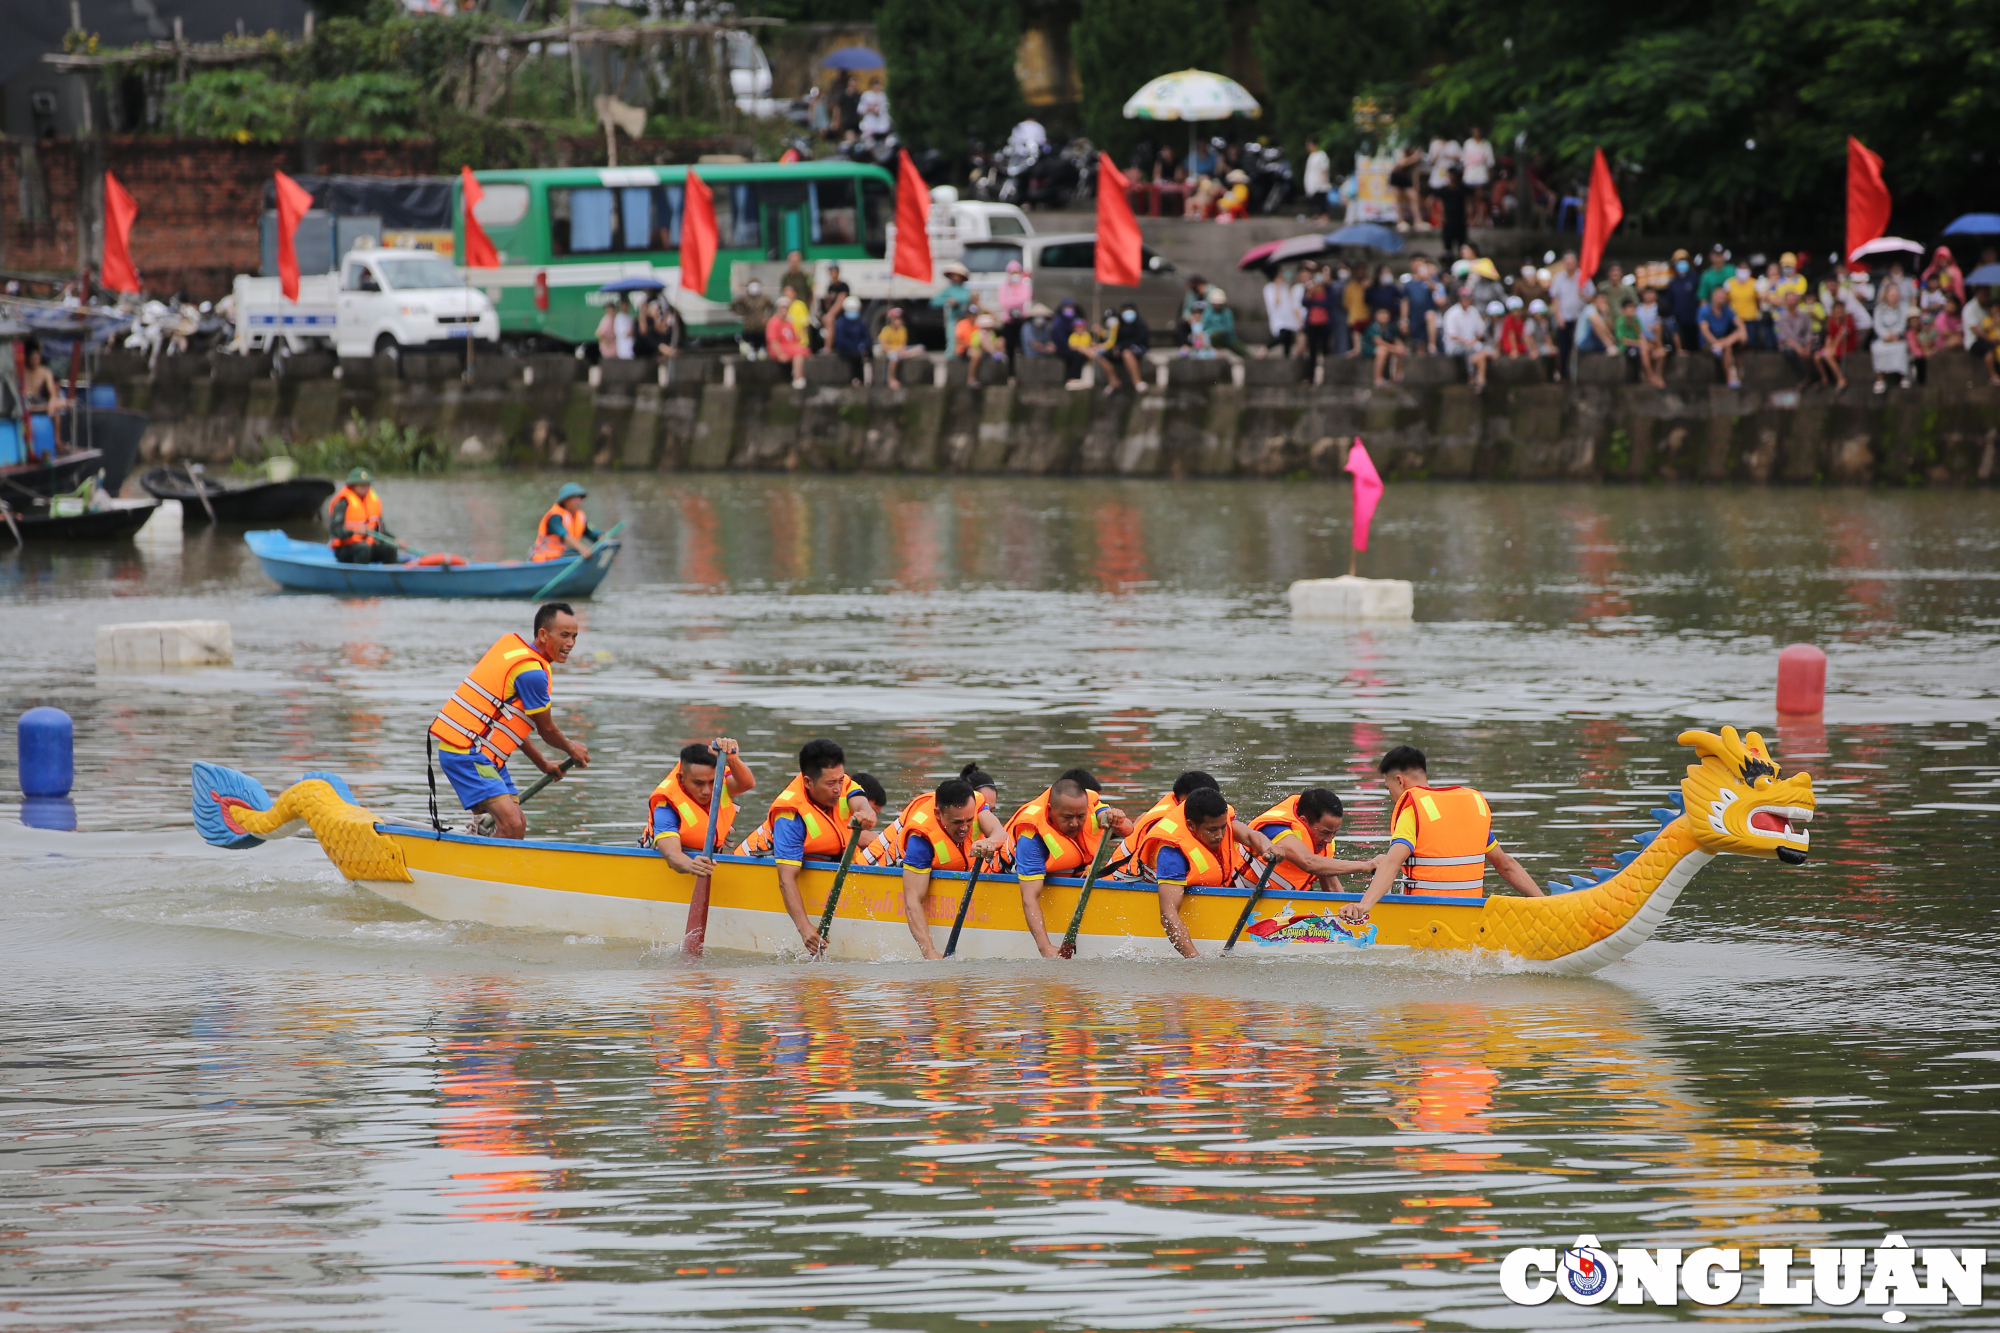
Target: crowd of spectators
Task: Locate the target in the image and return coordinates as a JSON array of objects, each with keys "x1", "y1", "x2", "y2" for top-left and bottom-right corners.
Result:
[{"x1": 1255, "y1": 241, "x2": 2000, "y2": 393}]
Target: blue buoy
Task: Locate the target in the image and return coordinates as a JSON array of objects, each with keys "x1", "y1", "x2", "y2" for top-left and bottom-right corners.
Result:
[
  {"x1": 20, "y1": 796, "x2": 77, "y2": 831},
  {"x1": 18, "y1": 707, "x2": 74, "y2": 798}
]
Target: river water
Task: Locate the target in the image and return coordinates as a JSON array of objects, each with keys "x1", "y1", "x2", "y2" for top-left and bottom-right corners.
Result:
[{"x1": 2, "y1": 476, "x2": 1997, "y2": 1331}]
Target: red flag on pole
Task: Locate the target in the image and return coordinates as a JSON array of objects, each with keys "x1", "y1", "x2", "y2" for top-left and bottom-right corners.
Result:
[
  {"x1": 1845, "y1": 136, "x2": 1891, "y2": 267},
  {"x1": 1094, "y1": 152, "x2": 1142, "y2": 287},
  {"x1": 273, "y1": 170, "x2": 313, "y2": 303},
  {"x1": 100, "y1": 170, "x2": 140, "y2": 294},
  {"x1": 680, "y1": 169, "x2": 718, "y2": 298},
  {"x1": 460, "y1": 165, "x2": 499, "y2": 269},
  {"x1": 1578, "y1": 148, "x2": 1623, "y2": 281},
  {"x1": 892, "y1": 149, "x2": 933, "y2": 283},
  {"x1": 1348, "y1": 437, "x2": 1384, "y2": 557}
]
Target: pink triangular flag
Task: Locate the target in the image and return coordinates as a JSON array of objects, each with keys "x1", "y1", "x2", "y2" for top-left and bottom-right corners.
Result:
[{"x1": 1348, "y1": 437, "x2": 1384, "y2": 552}]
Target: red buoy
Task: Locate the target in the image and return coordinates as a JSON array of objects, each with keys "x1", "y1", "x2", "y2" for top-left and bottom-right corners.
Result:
[{"x1": 1776, "y1": 643, "x2": 1826, "y2": 716}]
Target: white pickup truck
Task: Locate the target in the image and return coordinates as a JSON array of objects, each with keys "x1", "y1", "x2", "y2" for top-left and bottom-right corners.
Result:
[{"x1": 232, "y1": 245, "x2": 498, "y2": 361}]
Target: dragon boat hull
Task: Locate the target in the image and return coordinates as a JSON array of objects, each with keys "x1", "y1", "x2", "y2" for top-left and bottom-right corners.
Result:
[{"x1": 190, "y1": 727, "x2": 1817, "y2": 973}]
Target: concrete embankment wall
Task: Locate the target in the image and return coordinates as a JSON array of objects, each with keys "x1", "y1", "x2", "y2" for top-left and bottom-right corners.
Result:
[{"x1": 98, "y1": 347, "x2": 2000, "y2": 487}]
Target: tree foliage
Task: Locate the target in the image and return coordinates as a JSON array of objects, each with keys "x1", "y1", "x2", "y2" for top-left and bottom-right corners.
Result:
[
  {"x1": 1407, "y1": 0, "x2": 2000, "y2": 243},
  {"x1": 1250, "y1": 0, "x2": 1421, "y2": 163},
  {"x1": 1072, "y1": 0, "x2": 1228, "y2": 168},
  {"x1": 878, "y1": 0, "x2": 1026, "y2": 167}
]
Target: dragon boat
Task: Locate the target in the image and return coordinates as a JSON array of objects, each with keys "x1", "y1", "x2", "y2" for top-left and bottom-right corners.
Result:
[{"x1": 189, "y1": 728, "x2": 1814, "y2": 973}]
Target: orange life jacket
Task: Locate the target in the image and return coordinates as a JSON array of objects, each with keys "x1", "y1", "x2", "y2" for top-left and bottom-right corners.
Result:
[
  {"x1": 1116, "y1": 792, "x2": 1179, "y2": 864},
  {"x1": 736, "y1": 773, "x2": 859, "y2": 859},
  {"x1": 645, "y1": 761, "x2": 737, "y2": 853},
  {"x1": 328, "y1": 485, "x2": 382, "y2": 547},
  {"x1": 1004, "y1": 787, "x2": 1106, "y2": 877},
  {"x1": 865, "y1": 789, "x2": 993, "y2": 866},
  {"x1": 427, "y1": 633, "x2": 550, "y2": 767},
  {"x1": 859, "y1": 792, "x2": 976, "y2": 871},
  {"x1": 1393, "y1": 785, "x2": 1492, "y2": 897},
  {"x1": 1251, "y1": 793, "x2": 1333, "y2": 892},
  {"x1": 1144, "y1": 811, "x2": 1246, "y2": 888},
  {"x1": 531, "y1": 503, "x2": 585, "y2": 562}
]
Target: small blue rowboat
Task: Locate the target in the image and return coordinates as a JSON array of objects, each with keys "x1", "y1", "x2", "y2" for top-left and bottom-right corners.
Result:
[{"x1": 244, "y1": 530, "x2": 621, "y2": 599}]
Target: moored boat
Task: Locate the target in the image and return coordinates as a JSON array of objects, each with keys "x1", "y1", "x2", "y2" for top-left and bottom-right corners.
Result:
[
  {"x1": 142, "y1": 466, "x2": 336, "y2": 525},
  {"x1": 244, "y1": 529, "x2": 620, "y2": 598},
  {"x1": 1, "y1": 497, "x2": 160, "y2": 542},
  {"x1": 191, "y1": 728, "x2": 1816, "y2": 972}
]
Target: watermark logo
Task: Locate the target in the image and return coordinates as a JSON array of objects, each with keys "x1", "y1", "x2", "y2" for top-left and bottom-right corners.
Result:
[
  {"x1": 1555, "y1": 1242, "x2": 1616, "y2": 1304},
  {"x1": 1502, "y1": 1234, "x2": 1986, "y2": 1325}
]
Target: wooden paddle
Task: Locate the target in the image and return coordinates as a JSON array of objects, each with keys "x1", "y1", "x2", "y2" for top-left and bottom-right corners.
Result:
[
  {"x1": 183, "y1": 462, "x2": 218, "y2": 524},
  {"x1": 517, "y1": 755, "x2": 578, "y2": 805},
  {"x1": 942, "y1": 854, "x2": 987, "y2": 959},
  {"x1": 530, "y1": 518, "x2": 626, "y2": 602},
  {"x1": 682, "y1": 743, "x2": 730, "y2": 958},
  {"x1": 470, "y1": 755, "x2": 575, "y2": 836},
  {"x1": 1223, "y1": 854, "x2": 1284, "y2": 954},
  {"x1": 1057, "y1": 809, "x2": 1117, "y2": 960},
  {"x1": 812, "y1": 816, "x2": 867, "y2": 951}
]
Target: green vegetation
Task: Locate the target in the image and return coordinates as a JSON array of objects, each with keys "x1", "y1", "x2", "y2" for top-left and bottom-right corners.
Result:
[
  {"x1": 1072, "y1": 0, "x2": 1227, "y2": 168},
  {"x1": 288, "y1": 414, "x2": 450, "y2": 477},
  {"x1": 877, "y1": 0, "x2": 1026, "y2": 166}
]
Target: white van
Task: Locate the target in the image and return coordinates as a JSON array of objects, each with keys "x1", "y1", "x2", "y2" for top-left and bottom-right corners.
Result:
[{"x1": 233, "y1": 244, "x2": 498, "y2": 360}]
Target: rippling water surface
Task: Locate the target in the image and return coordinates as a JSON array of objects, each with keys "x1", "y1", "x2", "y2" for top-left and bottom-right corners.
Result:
[{"x1": 2, "y1": 476, "x2": 1997, "y2": 1330}]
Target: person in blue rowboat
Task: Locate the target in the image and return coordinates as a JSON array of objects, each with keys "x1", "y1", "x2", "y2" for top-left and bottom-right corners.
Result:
[
  {"x1": 328, "y1": 468, "x2": 400, "y2": 564},
  {"x1": 531, "y1": 483, "x2": 601, "y2": 563},
  {"x1": 428, "y1": 603, "x2": 592, "y2": 839},
  {"x1": 644, "y1": 738, "x2": 757, "y2": 876}
]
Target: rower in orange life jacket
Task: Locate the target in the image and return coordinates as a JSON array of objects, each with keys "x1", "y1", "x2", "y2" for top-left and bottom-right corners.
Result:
[
  {"x1": 427, "y1": 602, "x2": 592, "y2": 840},
  {"x1": 530, "y1": 482, "x2": 601, "y2": 563},
  {"x1": 1140, "y1": 786, "x2": 1254, "y2": 957},
  {"x1": 1248, "y1": 788, "x2": 1381, "y2": 894},
  {"x1": 880, "y1": 779, "x2": 995, "y2": 960},
  {"x1": 1113, "y1": 770, "x2": 1272, "y2": 872},
  {"x1": 644, "y1": 737, "x2": 756, "y2": 876},
  {"x1": 1339, "y1": 744, "x2": 1546, "y2": 926},
  {"x1": 734, "y1": 737, "x2": 878, "y2": 956},
  {"x1": 863, "y1": 761, "x2": 1005, "y2": 867},
  {"x1": 327, "y1": 467, "x2": 399, "y2": 565},
  {"x1": 1005, "y1": 768, "x2": 1134, "y2": 959}
]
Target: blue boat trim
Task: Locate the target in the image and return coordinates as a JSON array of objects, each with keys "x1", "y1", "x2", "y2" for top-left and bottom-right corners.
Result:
[{"x1": 246, "y1": 530, "x2": 619, "y2": 599}]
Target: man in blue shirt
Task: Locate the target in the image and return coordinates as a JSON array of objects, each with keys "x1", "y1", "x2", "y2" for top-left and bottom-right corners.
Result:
[
  {"x1": 1698, "y1": 286, "x2": 1746, "y2": 388},
  {"x1": 1403, "y1": 258, "x2": 1442, "y2": 354},
  {"x1": 898, "y1": 778, "x2": 987, "y2": 959}
]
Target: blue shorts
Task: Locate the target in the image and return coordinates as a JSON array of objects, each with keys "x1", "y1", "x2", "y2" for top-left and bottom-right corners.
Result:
[{"x1": 438, "y1": 748, "x2": 519, "y2": 810}]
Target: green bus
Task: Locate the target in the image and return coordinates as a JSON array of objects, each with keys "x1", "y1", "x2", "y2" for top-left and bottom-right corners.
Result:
[{"x1": 454, "y1": 161, "x2": 897, "y2": 347}]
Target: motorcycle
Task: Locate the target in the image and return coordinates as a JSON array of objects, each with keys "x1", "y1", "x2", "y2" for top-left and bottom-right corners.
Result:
[{"x1": 1240, "y1": 140, "x2": 1295, "y2": 215}]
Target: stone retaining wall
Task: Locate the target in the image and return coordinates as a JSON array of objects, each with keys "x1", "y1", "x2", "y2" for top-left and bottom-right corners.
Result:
[{"x1": 95, "y1": 348, "x2": 2000, "y2": 487}]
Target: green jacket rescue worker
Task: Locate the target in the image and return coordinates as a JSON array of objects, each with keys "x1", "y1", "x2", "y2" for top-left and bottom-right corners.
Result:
[
  {"x1": 1339, "y1": 745, "x2": 1544, "y2": 926},
  {"x1": 645, "y1": 737, "x2": 757, "y2": 875},
  {"x1": 735, "y1": 738, "x2": 877, "y2": 956},
  {"x1": 328, "y1": 467, "x2": 399, "y2": 564},
  {"x1": 531, "y1": 482, "x2": 600, "y2": 563},
  {"x1": 1006, "y1": 770, "x2": 1133, "y2": 959},
  {"x1": 889, "y1": 778, "x2": 987, "y2": 960},
  {"x1": 1250, "y1": 788, "x2": 1381, "y2": 893},
  {"x1": 428, "y1": 602, "x2": 592, "y2": 839}
]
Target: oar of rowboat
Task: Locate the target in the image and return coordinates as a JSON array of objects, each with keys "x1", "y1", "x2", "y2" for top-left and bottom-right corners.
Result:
[
  {"x1": 1057, "y1": 810, "x2": 1118, "y2": 960},
  {"x1": 531, "y1": 519, "x2": 627, "y2": 602},
  {"x1": 943, "y1": 855, "x2": 987, "y2": 958},
  {"x1": 813, "y1": 816, "x2": 867, "y2": 953},
  {"x1": 682, "y1": 742, "x2": 730, "y2": 957},
  {"x1": 1223, "y1": 855, "x2": 1284, "y2": 954}
]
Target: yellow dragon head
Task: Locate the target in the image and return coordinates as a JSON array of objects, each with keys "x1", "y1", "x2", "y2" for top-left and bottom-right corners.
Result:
[{"x1": 1677, "y1": 726, "x2": 1816, "y2": 864}]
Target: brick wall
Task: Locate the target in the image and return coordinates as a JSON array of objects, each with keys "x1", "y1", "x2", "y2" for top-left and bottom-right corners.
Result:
[{"x1": 2, "y1": 138, "x2": 438, "y2": 299}]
